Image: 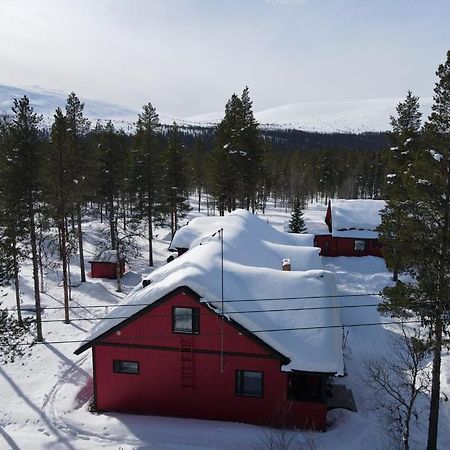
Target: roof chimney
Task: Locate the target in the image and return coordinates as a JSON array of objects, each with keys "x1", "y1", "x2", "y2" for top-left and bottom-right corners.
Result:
[{"x1": 282, "y1": 258, "x2": 291, "y2": 271}]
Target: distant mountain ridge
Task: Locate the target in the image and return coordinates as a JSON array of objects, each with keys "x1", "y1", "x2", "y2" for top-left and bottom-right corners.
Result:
[
  {"x1": 0, "y1": 84, "x2": 433, "y2": 133},
  {"x1": 0, "y1": 84, "x2": 139, "y2": 120},
  {"x1": 187, "y1": 97, "x2": 433, "y2": 133}
]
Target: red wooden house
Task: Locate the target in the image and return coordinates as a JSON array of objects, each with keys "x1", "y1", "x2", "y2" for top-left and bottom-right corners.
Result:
[
  {"x1": 314, "y1": 200, "x2": 385, "y2": 257},
  {"x1": 90, "y1": 250, "x2": 126, "y2": 279},
  {"x1": 76, "y1": 210, "x2": 347, "y2": 430}
]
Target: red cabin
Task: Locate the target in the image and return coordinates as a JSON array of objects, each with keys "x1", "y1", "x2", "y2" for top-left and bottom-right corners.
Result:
[
  {"x1": 90, "y1": 250, "x2": 126, "y2": 279},
  {"x1": 75, "y1": 286, "x2": 335, "y2": 429},
  {"x1": 314, "y1": 200, "x2": 385, "y2": 257},
  {"x1": 76, "y1": 210, "x2": 350, "y2": 430}
]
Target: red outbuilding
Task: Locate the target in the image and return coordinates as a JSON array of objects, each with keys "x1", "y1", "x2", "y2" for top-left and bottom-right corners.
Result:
[
  {"x1": 314, "y1": 200, "x2": 385, "y2": 257},
  {"x1": 76, "y1": 210, "x2": 352, "y2": 430},
  {"x1": 90, "y1": 250, "x2": 126, "y2": 279}
]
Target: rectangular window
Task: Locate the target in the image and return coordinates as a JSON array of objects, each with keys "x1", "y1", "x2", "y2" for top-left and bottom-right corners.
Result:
[
  {"x1": 113, "y1": 359, "x2": 139, "y2": 374},
  {"x1": 235, "y1": 370, "x2": 263, "y2": 397},
  {"x1": 173, "y1": 307, "x2": 200, "y2": 334},
  {"x1": 354, "y1": 239, "x2": 366, "y2": 252}
]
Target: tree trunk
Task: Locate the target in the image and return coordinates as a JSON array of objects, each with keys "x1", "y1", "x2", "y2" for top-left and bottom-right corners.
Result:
[
  {"x1": 427, "y1": 166, "x2": 449, "y2": 450},
  {"x1": 13, "y1": 246, "x2": 22, "y2": 326},
  {"x1": 29, "y1": 212, "x2": 43, "y2": 342},
  {"x1": 148, "y1": 204, "x2": 153, "y2": 267},
  {"x1": 38, "y1": 224, "x2": 45, "y2": 293},
  {"x1": 198, "y1": 187, "x2": 201, "y2": 212},
  {"x1": 116, "y1": 243, "x2": 122, "y2": 293},
  {"x1": 108, "y1": 198, "x2": 116, "y2": 250},
  {"x1": 76, "y1": 204, "x2": 86, "y2": 282},
  {"x1": 427, "y1": 318, "x2": 442, "y2": 450},
  {"x1": 60, "y1": 219, "x2": 70, "y2": 324}
]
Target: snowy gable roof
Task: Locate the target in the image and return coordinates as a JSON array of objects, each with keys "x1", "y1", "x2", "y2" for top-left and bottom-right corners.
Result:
[
  {"x1": 78, "y1": 210, "x2": 344, "y2": 375},
  {"x1": 90, "y1": 250, "x2": 123, "y2": 263},
  {"x1": 331, "y1": 199, "x2": 386, "y2": 239}
]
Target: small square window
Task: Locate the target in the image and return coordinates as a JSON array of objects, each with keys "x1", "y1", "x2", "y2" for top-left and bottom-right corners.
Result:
[
  {"x1": 354, "y1": 239, "x2": 366, "y2": 252},
  {"x1": 236, "y1": 370, "x2": 263, "y2": 397},
  {"x1": 173, "y1": 307, "x2": 200, "y2": 334},
  {"x1": 113, "y1": 360, "x2": 139, "y2": 374}
]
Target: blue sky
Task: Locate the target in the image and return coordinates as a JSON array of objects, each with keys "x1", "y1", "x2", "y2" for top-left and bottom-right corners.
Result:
[{"x1": 1, "y1": 0, "x2": 449, "y2": 116}]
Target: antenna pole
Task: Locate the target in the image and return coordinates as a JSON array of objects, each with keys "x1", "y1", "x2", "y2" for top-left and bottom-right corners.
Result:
[{"x1": 220, "y1": 227, "x2": 224, "y2": 373}]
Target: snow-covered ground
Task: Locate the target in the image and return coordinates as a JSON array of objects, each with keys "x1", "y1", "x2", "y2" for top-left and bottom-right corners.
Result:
[{"x1": 0, "y1": 200, "x2": 449, "y2": 449}]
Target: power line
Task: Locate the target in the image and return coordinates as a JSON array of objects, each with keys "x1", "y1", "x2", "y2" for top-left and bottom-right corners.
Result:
[
  {"x1": 38, "y1": 302, "x2": 383, "y2": 324},
  {"x1": 20, "y1": 319, "x2": 420, "y2": 347},
  {"x1": 3, "y1": 292, "x2": 383, "y2": 313}
]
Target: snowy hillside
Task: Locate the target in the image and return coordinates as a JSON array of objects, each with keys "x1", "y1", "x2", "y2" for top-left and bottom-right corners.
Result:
[
  {"x1": 0, "y1": 84, "x2": 433, "y2": 133},
  {"x1": 186, "y1": 97, "x2": 434, "y2": 133},
  {"x1": 0, "y1": 84, "x2": 181, "y2": 129},
  {"x1": 0, "y1": 84, "x2": 138, "y2": 120}
]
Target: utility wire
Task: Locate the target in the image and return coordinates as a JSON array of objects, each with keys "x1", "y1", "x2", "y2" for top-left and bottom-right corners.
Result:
[
  {"x1": 38, "y1": 302, "x2": 383, "y2": 324},
  {"x1": 3, "y1": 292, "x2": 383, "y2": 313},
  {"x1": 13, "y1": 319, "x2": 420, "y2": 348}
]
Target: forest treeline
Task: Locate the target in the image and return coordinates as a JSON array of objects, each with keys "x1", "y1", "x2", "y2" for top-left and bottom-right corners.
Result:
[{"x1": 0, "y1": 85, "x2": 386, "y2": 337}]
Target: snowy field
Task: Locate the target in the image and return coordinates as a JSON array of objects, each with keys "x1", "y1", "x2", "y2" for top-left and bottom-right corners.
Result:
[{"x1": 0, "y1": 200, "x2": 449, "y2": 449}]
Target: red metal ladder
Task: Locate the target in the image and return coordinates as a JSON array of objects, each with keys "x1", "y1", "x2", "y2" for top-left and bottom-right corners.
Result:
[{"x1": 180, "y1": 336, "x2": 194, "y2": 389}]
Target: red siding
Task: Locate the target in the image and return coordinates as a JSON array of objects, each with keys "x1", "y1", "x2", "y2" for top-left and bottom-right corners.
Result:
[
  {"x1": 314, "y1": 234, "x2": 383, "y2": 257},
  {"x1": 92, "y1": 290, "x2": 327, "y2": 429},
  {"x1": 90, "y1": 260, "x2": 125, "y2": 279}
]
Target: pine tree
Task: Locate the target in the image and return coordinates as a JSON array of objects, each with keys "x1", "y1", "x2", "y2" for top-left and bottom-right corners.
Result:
[
  {"x1": 379, "y1": 92, "x2": 422, "y2": 281},
  {"x1": 379, "y1": 51, "x2": 450, "y2": 450},
  {"x1": 94, "y1": 121, "x2": 130, "y2": 250},
  {"x1": 289, "y1": 198, "x2": 307, "y2": 233},
  {"x1": 43, "y1": 108, "x2": 73, "y2": 322},
  {"x1": 211, "y1": 87, "x2": 263, "y2": 214},
  {"x1": 65, "y1": 93, "x2": 90, "y2": 282},
  {"x1": 240, "y1": 86, "x2": 264, "y2": 212},
  {"x1": 190, "y1": 137, "x2": 207, "y2": 212},
  {"x1": 8, "y1": 96, "x2": 44, "y2": 341},
  {"x1": 0, "y1": 115, "x2": 24, "y2": 323},
  {"x1": 161, "y1": 123, "x2": 190, "y2": 237},
  {"x1": 133, "y1": 102, "x2": 161, "y2": 266}
]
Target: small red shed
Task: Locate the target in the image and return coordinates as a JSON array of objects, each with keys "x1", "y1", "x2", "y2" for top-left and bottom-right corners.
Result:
[
  {"x1": 90, "y1": 250, "x2": 126, "y2": 279},
  {"x1": 76, "y1": 210, "x2": 348, "y2": 430},
  {"x1": 314, "y1": 200, "x2": 385, "y2": 257}
]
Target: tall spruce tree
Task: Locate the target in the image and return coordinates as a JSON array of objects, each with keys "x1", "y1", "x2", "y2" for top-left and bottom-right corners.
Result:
[
  {"x1": 162, "y1": 123, "x2": 190, "y2": 237},
  {"x1": 380, "y1": 92, "x2": 422, "y2": 281},
  {"x1": 8, "y1": 96, "x2": 44, "y2": 341},
  {"x1": 240, "y1": 86, "x2": 263, "y2": 212},
  {"x1": 0, "y1": 116, "x2": 27, "y2": 324},
  {"x1": 95, "y1": 121, "x2": 130, "y2": 250},
  {"x1": 289, "y1": 197, "x2": 307, "y2": 233},
  {"x1": 65, "y1": 93, "x2": 90, "y2": 282},
  {"x1": 212, "y1": 94, "x2": 243, "y2": 213},
  {"x1": 43, "y1": 108, "x2": 73, "y2": 323},
  {"x1": 211, "y1": 87, "x2": 262, "y2": 214},
  {"x1": 133, "y1": 102, "x2": 161, "y2": 266},
  {"x1": 379, "y1": 51, "x2": 450, "y2": 450}
]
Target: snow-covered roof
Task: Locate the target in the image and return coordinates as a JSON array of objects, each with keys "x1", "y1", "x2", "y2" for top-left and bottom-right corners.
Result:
[
  {"x1": 331, "y1": 199, "x2": 386, "y2": 239},
  {"x1": 78, "y1": 210, "x2": 344, "y2": 375},
  {"x1": 90, "y1": 250, "x2": 123, "y2": 263},
  {"x1": 170, "y1": 213, "x2": 314, "y2": 251}
]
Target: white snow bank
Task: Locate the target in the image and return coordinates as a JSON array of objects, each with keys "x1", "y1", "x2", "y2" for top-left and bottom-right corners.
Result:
[{"x1": 81, "y1": 209, "x2": 344, "y2": 375}]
